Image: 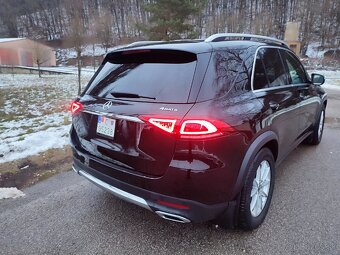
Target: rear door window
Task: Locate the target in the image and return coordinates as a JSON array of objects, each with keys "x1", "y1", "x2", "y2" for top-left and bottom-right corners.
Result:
[
  {"x1": 197, "y1": 46, "x2": 256, "y2": 101},
  {"x1": 253, "y1": 48, "x2": 288, "y2": 90},
  {"x1": 84, "y1": 50, "x2": 197, "y2": 103},
  {"x1": 281, "y1": 50, "x2": 308, "y2": 84}
]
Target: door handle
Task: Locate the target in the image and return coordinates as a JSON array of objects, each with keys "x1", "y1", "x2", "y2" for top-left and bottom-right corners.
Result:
[
  {"x1": 299, "y1": 93, "x2": 306, "y2": 100},
  {"x1": 269, "y1": 101, "x2": 279, "y2": 111},
  {"x1": 297, "y1": 87, "x2": 308, "y2": 100}
]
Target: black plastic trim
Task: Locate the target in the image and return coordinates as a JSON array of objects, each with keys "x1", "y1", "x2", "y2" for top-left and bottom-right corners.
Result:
[
  {"x1": 232, "y1": 131, "x2": 278, "y2": 198},
  {"x1": 73, "y1": 156, "x2": 230, "y2": 223}
]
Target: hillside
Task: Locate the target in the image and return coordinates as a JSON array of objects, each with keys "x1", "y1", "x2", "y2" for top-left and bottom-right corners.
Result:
[{"x1": 0, "y1": 0, "x2": 339, "y2": 56}]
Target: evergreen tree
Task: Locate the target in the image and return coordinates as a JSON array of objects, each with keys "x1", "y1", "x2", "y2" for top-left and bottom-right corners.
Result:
[{"x1": 141, "y1": 0, "x2": 204, "y2": 40}]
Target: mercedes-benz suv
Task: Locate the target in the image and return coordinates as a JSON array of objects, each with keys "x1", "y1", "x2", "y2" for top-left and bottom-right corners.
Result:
[{"x1": 70, "y1": 33, "x2": 327, "y2": 230}]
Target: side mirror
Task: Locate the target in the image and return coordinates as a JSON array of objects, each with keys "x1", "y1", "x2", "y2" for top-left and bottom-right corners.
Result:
[{"x1": 311, "y1": 73, "x2": 325, "y2": 85}]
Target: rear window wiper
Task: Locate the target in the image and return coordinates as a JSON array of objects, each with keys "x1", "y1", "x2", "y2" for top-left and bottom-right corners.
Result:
[{"x1": 111, "y1": 92, "x2": 156, "y2": 100}]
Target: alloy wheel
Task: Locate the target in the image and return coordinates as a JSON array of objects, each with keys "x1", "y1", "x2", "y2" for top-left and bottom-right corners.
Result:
[{"x1": 250, "y1": 160, "x2": 271, "y2": 217}]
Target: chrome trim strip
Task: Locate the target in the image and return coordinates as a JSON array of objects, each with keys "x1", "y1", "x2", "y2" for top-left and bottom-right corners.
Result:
[
  {"x1": 253, "y1": 83, "x2": 309, "y2": 93},
  {"x1": 77, "y1": 168, "x2": 151, "y2": 211},
  {"x1": 205, "y1": 33, "x2": 288, "y2": 46},
  {"x1": 155, "y1": 211, "x2": 191, "y2": 223},
  {"x1": 82, "y1": 110, "x2": 144, "y2": 123},
  {"x1": 72, "y1": 166, "x2": 78, "y2": 174}
]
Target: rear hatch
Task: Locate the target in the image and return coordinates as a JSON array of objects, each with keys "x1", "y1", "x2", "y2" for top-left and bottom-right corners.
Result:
[{"x1": 73, "y1": 49, "x2": 199, "y2": 177}]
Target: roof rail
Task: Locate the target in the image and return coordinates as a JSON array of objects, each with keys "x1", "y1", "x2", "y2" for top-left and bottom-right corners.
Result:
[
  {"x1": 112, "y1": 41, "x2": 164, "y2": 51},
  {"x1": 127, "y1": 41, "x2": 164, "y2": 47},
  {"x1": 205, "y1": 33, "x2": 288, "y2": 47},
  {"x1": 127, "y1": 39, "x2": 204, "y2": 47}
]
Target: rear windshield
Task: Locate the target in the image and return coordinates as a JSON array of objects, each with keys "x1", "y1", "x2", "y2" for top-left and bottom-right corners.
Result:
[{"x1": 84, "y1": 50, "x2": 197, "y2": 103}]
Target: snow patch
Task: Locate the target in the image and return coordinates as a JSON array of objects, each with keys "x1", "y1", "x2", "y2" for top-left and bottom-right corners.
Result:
[
  {"x1": 0, "y1": 125, "x2": 71, "y2": 163},
  {"x1": 0, "y1": 38, "x2": 25, "y2": 43},
  {"x1": 57, "y1": 44, "x2": 127, "y2": 62},
  {"x1": 306, "y1": 42, "x2": 327, "y2": 58},
  {"x1": 0, "y1": 73, "x2": 92, "y2": 163},
  {"x1": 323, "y1": 84, "x2": 340, "y2": 91},
  {"x1": 306, "y1": 42, "x2": 339, "y2": 59},
  {"x1": 0, "y1": 187, "x2": 25, "y2": 200},
  {"x1": 307, "y1": 70, "x2": 340, "y2": 90}
]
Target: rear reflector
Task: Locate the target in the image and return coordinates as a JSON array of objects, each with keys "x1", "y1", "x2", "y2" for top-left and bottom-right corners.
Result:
[
  {"x1": 70, "y1": 101, "x2": 83, "y2": 115},
  {"x1": 157, "y1": 200, "x2": 189, "y2": 209}
]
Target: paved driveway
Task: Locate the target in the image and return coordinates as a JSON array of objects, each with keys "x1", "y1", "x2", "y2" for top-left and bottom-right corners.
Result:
[{"x1": 1, "y1": 89, "x2": 339, "y2": 255}]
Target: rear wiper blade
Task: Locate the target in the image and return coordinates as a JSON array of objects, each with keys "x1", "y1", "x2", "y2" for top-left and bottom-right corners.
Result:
[{"x1": 111, "y1": 92, "x2": 156, "y2": 100}]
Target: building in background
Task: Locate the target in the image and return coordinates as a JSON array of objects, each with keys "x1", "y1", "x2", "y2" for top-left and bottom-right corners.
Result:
[
  {"x1": 0, "y1": 38, "x2": 56, "y2": 66},
  {"x1": 284, "y1": 22, "x2": 301, "y2": 56}
]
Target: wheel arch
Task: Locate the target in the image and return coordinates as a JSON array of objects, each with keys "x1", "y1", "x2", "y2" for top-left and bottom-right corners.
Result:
[{"x1": 232, "y1": 131, "x2": 278, "y2": 199}]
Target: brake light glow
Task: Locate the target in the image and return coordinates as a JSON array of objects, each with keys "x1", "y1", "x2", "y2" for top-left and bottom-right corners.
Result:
[
  {"x1": 148, "y1": 118, "x2": 176, "y2": 133},
  {"x1": 141, "y1": 115, "x2": 234, "y2": 139},
  {"x1": 180, "y1": 120, "x2": 217, "y2": 135},
  {"x1": 70, "y1": 101, "x2": 83, "y2": 115}
]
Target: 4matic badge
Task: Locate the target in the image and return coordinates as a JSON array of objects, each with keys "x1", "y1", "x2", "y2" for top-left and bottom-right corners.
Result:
[{"x1": 160, "y1": 107, "x2": 178, "y2": 112}]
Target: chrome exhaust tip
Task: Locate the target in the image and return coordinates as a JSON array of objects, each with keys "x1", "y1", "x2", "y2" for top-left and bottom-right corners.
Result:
[{"x1": 156, "y1": 211, "x2": 191, "y2": 223}]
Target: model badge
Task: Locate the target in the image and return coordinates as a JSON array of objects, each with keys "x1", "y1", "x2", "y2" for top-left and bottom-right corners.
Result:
[{"x1": 160, "y1": 107, "x2": 178, "y2": 112}]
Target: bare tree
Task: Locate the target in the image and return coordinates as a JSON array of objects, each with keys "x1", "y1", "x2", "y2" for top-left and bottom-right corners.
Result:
[
  {"x1": 69, "y1": 16, "x2": 86, "y2": 95},
  {"x1": 1, "y1": 0, "x2": 339, "y2": 58},
  {"x1": 31, "y1": 40, "x2": 51, "y2": 78},
  {"x1": 96, "y1": 10, "x2": 114, "y2": 54},
  {"x1": 27, "y1": 27, "x2": 51, "y2": 78}
]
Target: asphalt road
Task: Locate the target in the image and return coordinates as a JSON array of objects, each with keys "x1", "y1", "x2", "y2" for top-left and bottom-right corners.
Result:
[{"x1": 1, "y1": 89, "x2": 340, "y2": 255}]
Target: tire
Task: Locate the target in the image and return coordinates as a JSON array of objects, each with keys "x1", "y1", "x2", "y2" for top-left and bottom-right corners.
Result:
[
  {"x1": 238, "y1": 147, "x2": 275, "y2": 230},
  {"x1": 304, "y1": 107, "x2": 325, "y2": 145}
]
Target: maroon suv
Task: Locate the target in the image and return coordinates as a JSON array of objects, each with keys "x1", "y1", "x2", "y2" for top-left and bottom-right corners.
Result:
[{"x1": 70, "y1": 34, "x2": 327, "y2": 230}]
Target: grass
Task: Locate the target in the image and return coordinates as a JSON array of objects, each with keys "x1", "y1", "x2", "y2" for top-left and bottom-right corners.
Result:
[
  {"x1": 0, "y1": 73, "x2": 93, "y2": 187},
  {"x1": 0, "y1": 74, "x2": 92, "y2": 166},
  {"x1": 0, "y1": 73, "x2": 91, "y2": 139}
]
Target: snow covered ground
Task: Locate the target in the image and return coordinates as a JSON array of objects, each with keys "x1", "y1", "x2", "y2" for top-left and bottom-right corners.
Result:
[
  {"x1": 0, "y1": 187, "x2": 25, "y2": 199},
  {"x1": 307, "y1": 70, "x2": 340, "y2": 90},
  {"x1": 0, "y1": 70, "x2": 339, "y2": 164},
  {"x1": 306, "y1": 42, "x2": 339, "y2": 59},
  {"x1": 0, "y1": 73, "x2": 92, "y2": 163},
  {"x1": 57, "y1": 44, "x2": 127, "y2": 63},
  {"x1": 306, "y1": 42, "x2": 328, "y2": 58}
]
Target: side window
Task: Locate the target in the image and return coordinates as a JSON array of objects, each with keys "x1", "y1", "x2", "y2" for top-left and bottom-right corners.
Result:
[
  {"x1": 282, "y1": 50, "x2": 307, "y2": 84},
  {"x1": 197, "y1": 47, "x2": 255, "y2": 101},
  {"x1": 253, "y1": 48, "x2": 288, "y2": 90}
]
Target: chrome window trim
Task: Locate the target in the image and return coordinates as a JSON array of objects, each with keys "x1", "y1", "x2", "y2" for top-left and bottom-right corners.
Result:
[
  {"x1": 251, "y1": 46, "x2": 308, "y2": 92},
  {"x1": 82, "y1": 109, "x2": 144, "y2": 123},
  {"x1": 253, "y1": 83, "x2": 310, "y2": 94}
]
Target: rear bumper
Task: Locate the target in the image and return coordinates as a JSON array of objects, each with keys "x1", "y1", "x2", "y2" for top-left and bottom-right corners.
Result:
[
  {"x1": 73, "y1": 157, "x2": 236, "y2": 224},
  {"x1": 73, "y1": 166, "x2": 151, "y2": 211}
]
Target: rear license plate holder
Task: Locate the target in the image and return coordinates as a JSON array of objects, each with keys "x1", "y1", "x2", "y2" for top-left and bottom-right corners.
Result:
[{"x1": 96, "y1": 115, "x2": 116, "y2": 138}]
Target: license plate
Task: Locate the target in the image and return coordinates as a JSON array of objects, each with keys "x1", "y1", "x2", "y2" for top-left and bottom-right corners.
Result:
[{"x1": 96, "y1": 115, "x2": 116, "y2": 138}]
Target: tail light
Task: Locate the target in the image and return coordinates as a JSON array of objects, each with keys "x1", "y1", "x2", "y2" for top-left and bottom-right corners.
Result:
[
  {"x1": 70, "y1": 101, "x2": 83, "y2": 115},
  {"x1": 179, "y1": 119, "x2": 232, "y2": 139},
  {"x1": 141, "y1": 116, "x2": 234, "y2": 139},
  {"x1": 148, "y1": 118, "x2": 176, "y2": 133}
]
